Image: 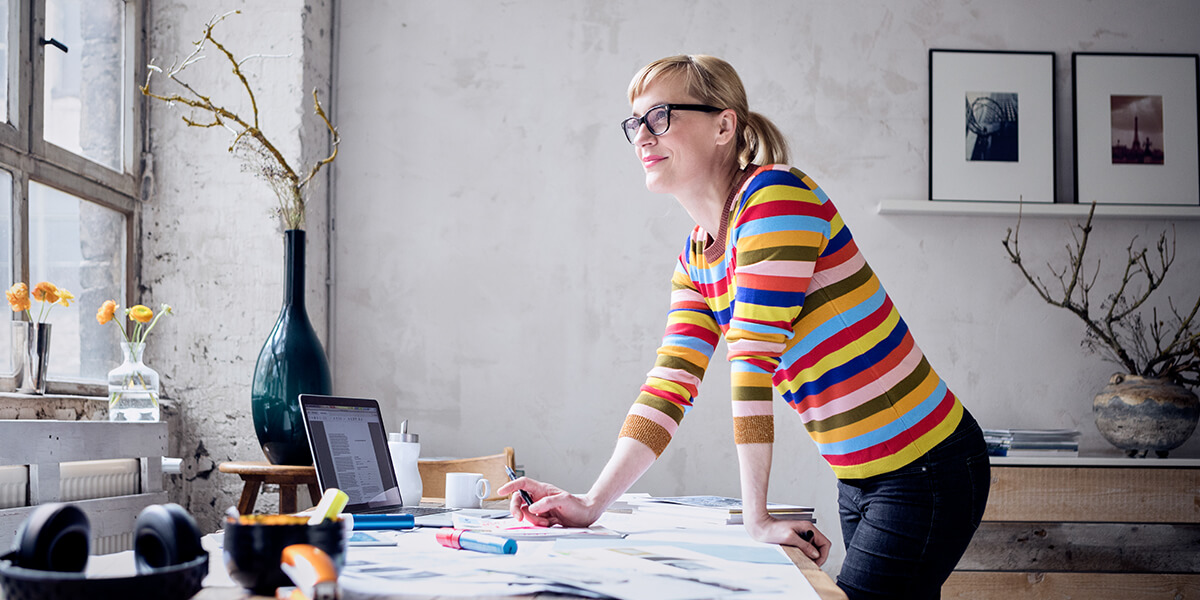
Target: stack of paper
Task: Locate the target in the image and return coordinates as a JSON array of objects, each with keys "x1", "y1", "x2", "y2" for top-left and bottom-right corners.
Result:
[
  {"x1": 630, "y1": 496, "x2": 815, "y2": 525},
  {"x1": 985, "y1": 428, "x2": 1080, "y2": 457}
]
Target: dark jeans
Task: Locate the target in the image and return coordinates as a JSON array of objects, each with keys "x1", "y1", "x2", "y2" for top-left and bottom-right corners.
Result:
[{"x1": 835, "y1": 410, "x2": 990, "y2": 600}]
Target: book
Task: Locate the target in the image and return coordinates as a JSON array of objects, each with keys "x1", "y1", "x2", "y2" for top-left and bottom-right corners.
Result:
[
  {"x1": 985, "y1": 428, "x2": 1080, "y2": 457},
  {"x1": 632, "y1": 495, "x2": 814, "y2": 526}
]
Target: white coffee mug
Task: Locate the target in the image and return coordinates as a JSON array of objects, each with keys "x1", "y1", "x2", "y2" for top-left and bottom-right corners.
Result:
[{"x1": 445, "y1": 472, "x2": 490, "y2": 509}]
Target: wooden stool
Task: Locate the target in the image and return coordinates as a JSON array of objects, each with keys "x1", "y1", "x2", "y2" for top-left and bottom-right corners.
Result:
[{"x1": 218, "y1": 461, "x2": 321, "y2": 514}]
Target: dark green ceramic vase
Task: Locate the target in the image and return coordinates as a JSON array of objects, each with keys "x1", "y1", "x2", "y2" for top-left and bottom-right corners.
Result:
[{"x1": 251, "y1": 229, "x2": 331, "y2": 465}]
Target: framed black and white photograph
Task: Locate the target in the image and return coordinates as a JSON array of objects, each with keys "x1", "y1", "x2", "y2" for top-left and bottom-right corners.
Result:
[
  {"x1": 1073, "y1": 53, "x2": 1199, "y2": 205},
  {"x1": 929, "y1": 49, "x2": 1056, "y2": 203}
]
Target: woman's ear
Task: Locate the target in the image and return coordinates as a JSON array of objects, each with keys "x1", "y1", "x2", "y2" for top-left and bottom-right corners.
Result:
[{"x1": 716, "y1": 109, "x2": 738, "y2": 146}]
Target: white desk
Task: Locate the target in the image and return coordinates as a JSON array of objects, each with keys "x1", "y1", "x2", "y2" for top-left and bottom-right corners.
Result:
[{"x1": 74, "y1": 509, "x2": 846, "y2": 600}]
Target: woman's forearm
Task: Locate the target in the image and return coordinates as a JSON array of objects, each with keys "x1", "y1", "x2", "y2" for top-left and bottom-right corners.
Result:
[
  {"x1": 736, "y1": 441, "x2": 774, "y2": 524},
  {"x1": 584, "y1": 436, "x2": 659, "y2": 510}
]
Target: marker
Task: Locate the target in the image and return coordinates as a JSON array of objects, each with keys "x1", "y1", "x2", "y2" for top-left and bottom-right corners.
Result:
[
  {"x1": 308, "y1": 488, "x2": 349, "y2": 525},
  {"x1": 504, "y1": 465, "x2": 535, "y2": 507},
  {"x1": 347, "y1": 514, "x2": 415, "y2": 530},
  {"x1": 436, "y1": 528, "x2": 517, "y2": 555},
  {"x1": 800, "y1": 530, "x2": 814, "y2": 543}
]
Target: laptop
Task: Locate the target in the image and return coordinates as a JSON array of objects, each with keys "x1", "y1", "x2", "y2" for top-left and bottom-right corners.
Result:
[{"x1": 299, "y1": 394, "x2": 457, "y2": 520}]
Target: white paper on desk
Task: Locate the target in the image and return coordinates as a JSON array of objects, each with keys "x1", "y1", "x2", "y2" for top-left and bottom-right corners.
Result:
[
  {"x1": 489, "y1": 545, "x2": 803, "y2": 600},
  {"x1": 339, "y1": 541, "x2": 608, "y2": 598},
  {"x1": 451, "y1": 513, "x2": 626, "y2": 538}
]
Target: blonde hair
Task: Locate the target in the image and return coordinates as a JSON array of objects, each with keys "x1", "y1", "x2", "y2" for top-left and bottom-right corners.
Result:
[{"x1": 627, "y1": 55, "x2": 789, "y2": 168}]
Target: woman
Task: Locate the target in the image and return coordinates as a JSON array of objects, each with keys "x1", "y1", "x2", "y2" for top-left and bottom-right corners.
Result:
[{"x1": 497, "y1": 55, "x2": 990, "y2": 599}]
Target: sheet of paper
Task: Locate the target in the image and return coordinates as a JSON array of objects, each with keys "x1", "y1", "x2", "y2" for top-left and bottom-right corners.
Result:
[{"x1": 451, "y1": 513, "x2": 626, "y2": 538}]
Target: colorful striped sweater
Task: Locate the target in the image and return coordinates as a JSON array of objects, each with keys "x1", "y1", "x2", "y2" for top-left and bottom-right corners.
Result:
[{"x1": 619, "y1": 165, "x2": 964, "y2": 480}]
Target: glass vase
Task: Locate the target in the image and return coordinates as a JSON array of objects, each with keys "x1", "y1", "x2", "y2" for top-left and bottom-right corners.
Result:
[
  {"x1": 108, "y1": 341, "x2": 160, "y2": 422},
  {"x1": 250, "y1": 229, "x2": 331, "y2": 465}
]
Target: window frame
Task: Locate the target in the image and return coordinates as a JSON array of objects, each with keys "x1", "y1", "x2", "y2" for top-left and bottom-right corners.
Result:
[{"x1": 2, "y1": 0, "x2": 144, "y2": 395}]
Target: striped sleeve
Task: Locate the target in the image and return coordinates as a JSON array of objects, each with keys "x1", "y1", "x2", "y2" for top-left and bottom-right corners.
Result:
[
  {"x1": 619, "y1": 256, "x2": 720, "y2": 457},
  {"x1": 726, "y1": 169, "x2": 830, "y2": 445}
]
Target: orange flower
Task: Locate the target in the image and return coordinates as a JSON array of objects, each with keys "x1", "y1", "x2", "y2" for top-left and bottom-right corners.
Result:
[
  {"x1": 32, "y1": 281, "x2": 59, "y2": 304},
  {"x1": 129, "y1": 305, "x2": 154, "y2": 323},
  {"x1": 97, "y1": 300, "x2": 118, "y2": 325},
  {"x1": 6, "y1": 283, "x2": 30, "y2": 312},
  {"x1": 56, "y1": 288, "x2": 75, "y2": 307}
]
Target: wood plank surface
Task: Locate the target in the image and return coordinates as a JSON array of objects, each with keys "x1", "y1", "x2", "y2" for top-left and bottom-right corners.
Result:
[
  {"x1": 985, "y1": 467, "x2": 1200, "y2": 523},
  {"x1": 958, "y1": 522, "x2": 1200, "y2": 573},
  {"x1": 943, "y1": 571, "x2": 1200, "y2": 600},
  {"x1": 782, "y1": 545, "x2": 849, "y2": 600}
]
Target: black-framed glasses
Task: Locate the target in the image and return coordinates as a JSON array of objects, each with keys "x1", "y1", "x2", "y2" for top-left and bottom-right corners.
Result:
[{"x1": 621, "y1": 103, "x2": 723, "y2": 143}]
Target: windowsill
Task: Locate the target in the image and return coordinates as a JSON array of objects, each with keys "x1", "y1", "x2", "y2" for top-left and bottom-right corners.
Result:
[
  {"x1": 877, "y1": 199, "x2": 1200, "y2": 219},
  {"x1": 0, "y1": 392, "x2": 176, "y2": 421}
]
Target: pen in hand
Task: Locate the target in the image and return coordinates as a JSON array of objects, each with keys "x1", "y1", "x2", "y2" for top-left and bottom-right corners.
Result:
[{"x1": 504, "y1": 465, "x2": 535, "y2": 508}]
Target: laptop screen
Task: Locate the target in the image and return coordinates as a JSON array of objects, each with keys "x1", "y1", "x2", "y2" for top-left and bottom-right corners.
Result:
[{"x1": 300, "y1": 395, "x2": 405, "y2": 511}]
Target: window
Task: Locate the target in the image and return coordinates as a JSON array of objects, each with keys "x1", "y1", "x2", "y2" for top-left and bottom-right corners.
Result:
[{"x1": 2, "y1": 0, "x2": 141, "y2": 394}]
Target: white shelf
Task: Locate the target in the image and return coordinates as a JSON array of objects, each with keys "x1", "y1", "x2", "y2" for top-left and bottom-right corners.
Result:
[
  {"x1": 878, "y1": 199, "x2": 1200, "y2": 219},
  {"x1": 991, "y1": 455, "x2": 1200, "y2": 467}
]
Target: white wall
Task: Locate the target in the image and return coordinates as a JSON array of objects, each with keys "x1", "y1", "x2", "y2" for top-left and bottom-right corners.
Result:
[{"x1": 332, "y1": 0, "x2": 1200, "y2": 575}]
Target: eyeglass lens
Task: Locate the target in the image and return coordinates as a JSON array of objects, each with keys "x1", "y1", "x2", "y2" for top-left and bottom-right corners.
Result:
[{"x1": 623, "y1": 106, "x2": 671, "y2": 143}]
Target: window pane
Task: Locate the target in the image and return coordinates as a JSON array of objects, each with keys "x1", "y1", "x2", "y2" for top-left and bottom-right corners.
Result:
[
  {"x1": 29, "y1": 181, "x2": 125, "y2": 381},
  {"x1": 44, "y1": 0, "x2": 125, "y2": 171},
  {"x1": 0, "y1": 169, "x2": 10, "y2": 374},
  {"x1": 1, "y1": 0, "x2": 10, "y2": 124}
]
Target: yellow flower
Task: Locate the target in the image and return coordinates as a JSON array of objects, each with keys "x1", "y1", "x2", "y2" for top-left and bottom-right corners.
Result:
[
  {"x1": 129, "y1": 305, "x2": 154, "y2": 323},
  {"x1": 97, "y1": 300, "x2": 118, "y2": 325},
  {"x1": 6, "y1": 283, "x2": 30, "y2": 312},
  {"x1": 56, "y1": 288, "x2": 75, "y2": 307},
  {"x1": 32, "y1": 281, "x2": 59, "y2": 304}
]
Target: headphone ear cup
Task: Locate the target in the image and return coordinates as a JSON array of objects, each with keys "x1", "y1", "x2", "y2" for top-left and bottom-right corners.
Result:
[
  {"x1": 133, "y1": 504, "x2": 202, "y2": 574},
  {"x1": 10, "y1": 503, "x2": 90, "y2": 572}
]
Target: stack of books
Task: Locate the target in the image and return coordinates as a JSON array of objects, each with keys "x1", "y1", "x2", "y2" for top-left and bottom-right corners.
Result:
[
  {"x1": 630, "y1": 495, "x2": 814, "y2": 526},
  {"x1": 985, "y1": 428, "x2": 1080, "y2": 457}
]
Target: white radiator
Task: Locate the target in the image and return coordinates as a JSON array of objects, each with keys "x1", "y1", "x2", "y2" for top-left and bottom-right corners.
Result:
[{"x1": 0, "y1": 459, "x2": 140, "y2": 553}]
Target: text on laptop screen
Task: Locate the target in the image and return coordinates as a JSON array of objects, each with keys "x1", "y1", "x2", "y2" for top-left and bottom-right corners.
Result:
[{"x1": 305, "y1": 402, "x2": 402, "y2": 508}]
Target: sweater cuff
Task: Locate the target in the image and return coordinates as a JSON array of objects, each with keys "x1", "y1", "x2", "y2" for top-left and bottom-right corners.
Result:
[
  {"x1": 619, "y1": 414, "x2": 672, "y2": 457},
  {"x1": 733, "y1": 414, "x2": 774, "y2": 444}
]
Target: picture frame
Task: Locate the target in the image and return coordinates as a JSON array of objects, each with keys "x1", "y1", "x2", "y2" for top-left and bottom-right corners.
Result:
[
  {"x1": 929, "y1": 49, "x2": 1056, "y2": 203},
  {"x1": 1073, "y1": 53, "x2": 1200, "y2": 206}
]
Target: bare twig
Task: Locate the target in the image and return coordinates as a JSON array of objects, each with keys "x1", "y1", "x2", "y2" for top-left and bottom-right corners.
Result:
[
  {"x1": 1002, "y1": 202, "x2": 1200, "y2": 385},
  {"x1": 140, "y1": 10, "x2": 337, "y2": 231}
]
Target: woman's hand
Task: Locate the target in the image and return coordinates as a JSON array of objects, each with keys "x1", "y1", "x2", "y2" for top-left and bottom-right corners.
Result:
[
  {"x1": 743, "y1": 515, "x2": 831, "y2": 567},
  {"x1": 496, "y1": 477, "x2": 603, "y2": 528}
]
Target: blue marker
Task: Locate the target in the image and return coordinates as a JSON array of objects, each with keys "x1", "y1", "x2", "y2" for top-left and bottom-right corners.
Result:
[
  {"x1": 436, "y1": 528, "x2": 517, "y2": 554},
  {"x1": 347, "y1": 513, "x2": 415, "y2": 530}
]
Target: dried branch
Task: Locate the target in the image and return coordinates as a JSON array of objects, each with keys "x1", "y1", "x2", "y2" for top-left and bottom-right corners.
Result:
[
  {"x1": 140, "y1": 10, "x2": 337, "y2": 231},
  {"x1": 1002, "y1": 202, "x2": 1200, "y2": 386}
]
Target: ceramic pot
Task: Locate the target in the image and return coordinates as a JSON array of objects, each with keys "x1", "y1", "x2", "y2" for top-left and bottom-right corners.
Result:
[
  {"x1": 250, "y1": 230, "x2": 332, "y2": 465},
  {"x1": 1093, "y1": 373, "x2": 1199, "y2": 458}
]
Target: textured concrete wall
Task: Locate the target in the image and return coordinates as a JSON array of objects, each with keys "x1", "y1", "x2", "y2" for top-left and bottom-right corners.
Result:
[
  {"x1": 332, "y1": 0, "x2": 1200, "y2": 576},
  {"x1": 143, "y1": 0, "x2": 332, "y2": 528}
]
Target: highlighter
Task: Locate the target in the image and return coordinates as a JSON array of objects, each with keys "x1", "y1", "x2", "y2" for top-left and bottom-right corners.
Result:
[
  {"x1": 436, "y1": 528, "x2": 517, "y2": 555},
  {"x1": 308, "y1": 488, "x2": 349, "y2": 525}
]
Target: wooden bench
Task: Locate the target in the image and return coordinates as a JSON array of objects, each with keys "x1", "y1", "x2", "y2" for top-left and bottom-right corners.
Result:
[{"x1": 944, "y1": 457, "x2": 1200, "y2": 599}]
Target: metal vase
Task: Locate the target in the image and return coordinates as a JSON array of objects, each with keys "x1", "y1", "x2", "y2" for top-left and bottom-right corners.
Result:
[{"x1": 12, "y1": 322, "x2": 52, "y2": 394}]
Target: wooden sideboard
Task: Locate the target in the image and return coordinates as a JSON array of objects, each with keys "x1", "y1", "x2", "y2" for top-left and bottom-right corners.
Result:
[{"x1": 943, "y1": 456, "x2": 1200, "y2": 599}]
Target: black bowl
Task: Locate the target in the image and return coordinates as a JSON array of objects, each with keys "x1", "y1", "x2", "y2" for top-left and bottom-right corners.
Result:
[{"x1": 222, "y1": 515, "x2": 347, "y2": 594}]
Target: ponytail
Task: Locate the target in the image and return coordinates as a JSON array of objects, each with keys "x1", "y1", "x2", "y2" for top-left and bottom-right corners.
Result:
[{"x1": 740, "y1": 111, "x2": 790, "y2": 168}]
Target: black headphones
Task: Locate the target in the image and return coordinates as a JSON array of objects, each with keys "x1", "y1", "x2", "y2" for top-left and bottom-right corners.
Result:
[{"x1": 0, "y1": 502, "x2": 208, "y2": 600}]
